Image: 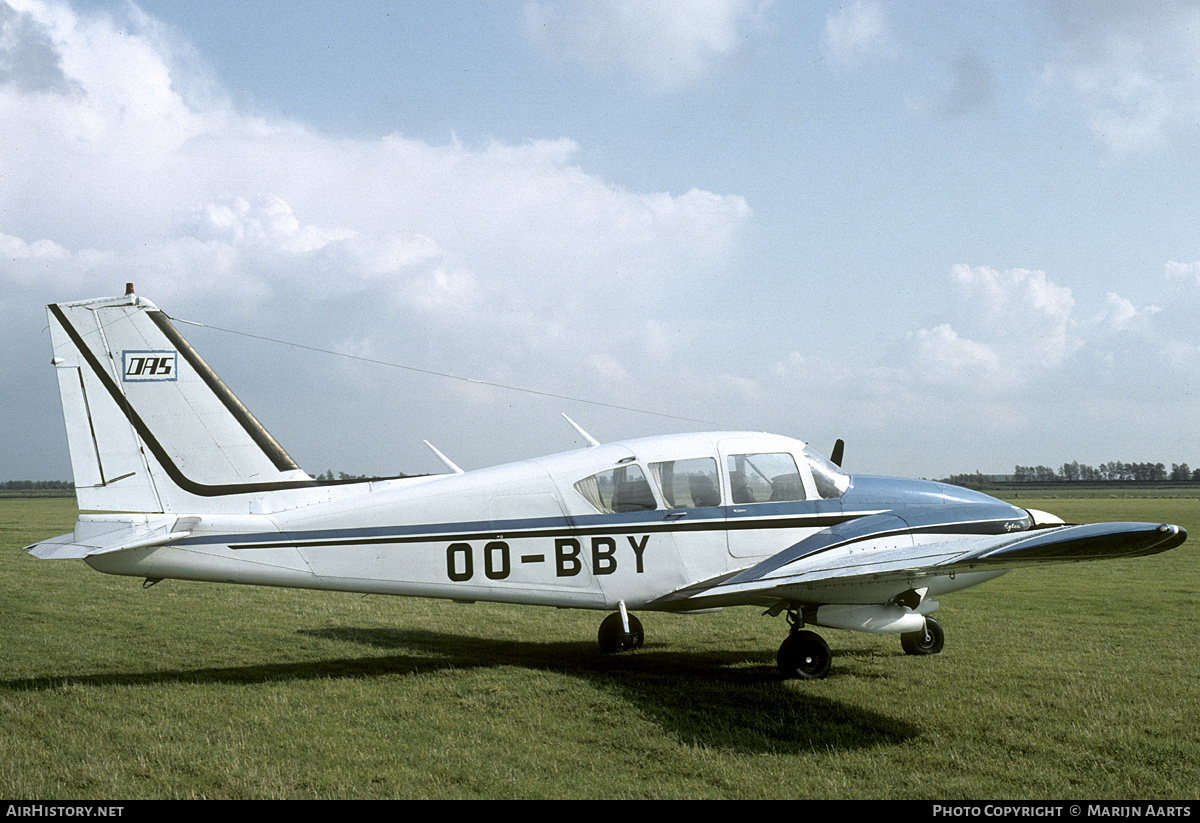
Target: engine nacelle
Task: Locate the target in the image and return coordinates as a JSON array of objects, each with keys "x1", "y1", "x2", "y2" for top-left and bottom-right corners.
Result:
[{"x1": 814, "y1": 603, "x2": 934, "y2": 634}]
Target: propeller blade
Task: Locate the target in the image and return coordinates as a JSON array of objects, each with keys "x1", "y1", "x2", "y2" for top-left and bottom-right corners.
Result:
[{"x1": 830, "y1": 439, "x2": 845, "y2": 467}]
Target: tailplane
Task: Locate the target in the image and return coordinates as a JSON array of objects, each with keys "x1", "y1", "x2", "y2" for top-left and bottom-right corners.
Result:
[{"x1": 47, "y1": 290, "x2": 311, "y2": 512}]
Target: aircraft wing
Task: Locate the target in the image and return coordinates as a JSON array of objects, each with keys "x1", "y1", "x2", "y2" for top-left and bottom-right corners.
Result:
[
  {"x1": 653, "y1": 512, "x2": 1187, "y2": 609},
  {"x1": 25, "y1": 515, "x2": 200, "y2": 560}
]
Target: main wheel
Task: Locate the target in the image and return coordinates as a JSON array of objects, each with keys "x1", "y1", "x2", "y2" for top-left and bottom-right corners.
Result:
[
  {"x1": 597, "y1": 612, "x2": 644, "y2": 653},
  {"x1": 901, "y1": 617, "x2": 945, "y2": 656},
  {"x1": 777, "y1": 630, "x2": 831, "y2": 679}
]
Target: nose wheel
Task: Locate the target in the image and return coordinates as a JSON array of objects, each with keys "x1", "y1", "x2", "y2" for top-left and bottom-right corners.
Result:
[{"x1": 597, "y1": 610, "x2": 644, "y2": 653}]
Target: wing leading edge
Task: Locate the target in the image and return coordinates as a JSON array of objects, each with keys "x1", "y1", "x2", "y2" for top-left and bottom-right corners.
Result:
[{"x1": 654, "y1": 512, "x2": 1187, "y2": 610}]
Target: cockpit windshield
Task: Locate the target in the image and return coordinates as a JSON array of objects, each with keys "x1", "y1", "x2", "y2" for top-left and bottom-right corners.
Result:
[{"x1": 803, "y1": 448, "x2": 850, "y2": 499}]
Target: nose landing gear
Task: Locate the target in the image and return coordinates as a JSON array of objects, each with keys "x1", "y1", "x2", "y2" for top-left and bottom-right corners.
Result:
[{"x1": 597, "y1": 602, "x2": 644, "y2": 653}]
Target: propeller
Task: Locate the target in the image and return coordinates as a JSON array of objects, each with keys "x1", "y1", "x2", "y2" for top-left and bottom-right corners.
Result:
[{"x1": 830, "y1": 439, "x2": 845, "y2": 467}]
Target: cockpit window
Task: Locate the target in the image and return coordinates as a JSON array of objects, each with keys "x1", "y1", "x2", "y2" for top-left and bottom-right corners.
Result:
[
  {"x1": 727, "y1": 453, "x2": 806, "y2": 503},
  {"x1": 804, "y1": 450, "x2": 850, "y2": 499},
  {"x1": 574, "y1": 463, "x2": 657, "y2": 513},
  {"x1": 649, "y1": 458, "x2": 720, "y2": 508}
]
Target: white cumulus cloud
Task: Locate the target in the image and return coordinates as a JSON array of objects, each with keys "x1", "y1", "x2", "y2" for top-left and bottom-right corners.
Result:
[
  {"x1": 524, "y1": 0, "x2": 764, "y2": 90},
  {"x1": 821, "y1": 0, "x2": 896, "y2": 68},
  {"x1": 0, "y1": 0, "x2": 755, "y2": 477},
  {"x1": 1041, "y1": 2, "x2": 1200, "y2": 153}
]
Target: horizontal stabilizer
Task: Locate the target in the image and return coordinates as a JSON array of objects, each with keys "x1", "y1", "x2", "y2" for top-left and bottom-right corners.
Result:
[{"x1": 25, "y1": 515, "x2": 200, "y2": 560}]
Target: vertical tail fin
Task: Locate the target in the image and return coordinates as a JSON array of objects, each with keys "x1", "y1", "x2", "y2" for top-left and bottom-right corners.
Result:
[{"x1": 48, "y1": 293, "x2": 311, "y2": 512}]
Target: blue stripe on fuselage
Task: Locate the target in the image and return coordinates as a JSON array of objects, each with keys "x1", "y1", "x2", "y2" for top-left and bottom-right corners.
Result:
[{"x1": 173, "y1": 503, "x2": 859, "y2": 551}]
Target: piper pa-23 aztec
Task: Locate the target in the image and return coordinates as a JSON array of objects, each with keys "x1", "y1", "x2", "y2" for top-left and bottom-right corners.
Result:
[{"x1": 27, "y1": 289, "x2": 1188, "y2": 679}]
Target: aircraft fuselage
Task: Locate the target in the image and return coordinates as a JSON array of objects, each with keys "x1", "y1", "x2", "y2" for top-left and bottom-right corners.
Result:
[{"x1": 83, "y1": 431, "x2": 1016, "y2": 613}]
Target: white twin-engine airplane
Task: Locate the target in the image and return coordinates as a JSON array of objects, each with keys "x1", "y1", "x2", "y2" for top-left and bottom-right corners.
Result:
[{"x1": 27, "y1": 290, "x2": 1188, "y2": 679}]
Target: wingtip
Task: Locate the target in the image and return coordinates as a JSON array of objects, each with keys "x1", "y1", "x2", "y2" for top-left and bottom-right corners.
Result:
[{"x1": 1158, "y1": 523, "x2": 1187, "y2": 549}]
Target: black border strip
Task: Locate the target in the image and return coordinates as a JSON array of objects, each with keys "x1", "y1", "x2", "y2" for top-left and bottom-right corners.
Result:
[
  {"x1": 223, "y1": 511, "x2": 860, "y2": 550},
  {"x1": 149, "y1": 311, "x2": 300, "y2": 473}
]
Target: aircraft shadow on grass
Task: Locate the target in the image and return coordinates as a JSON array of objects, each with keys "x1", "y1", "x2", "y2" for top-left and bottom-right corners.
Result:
[{"x1": 0, "y1": 627, "x2": 919, "y2": 754}]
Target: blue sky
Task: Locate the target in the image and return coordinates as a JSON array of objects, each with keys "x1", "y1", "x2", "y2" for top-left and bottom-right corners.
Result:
[{"x1": 3, "y1": 0, "x2": 1200, "y2": 481}]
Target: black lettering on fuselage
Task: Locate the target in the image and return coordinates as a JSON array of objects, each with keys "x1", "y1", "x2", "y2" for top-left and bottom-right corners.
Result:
[
  {"x1": 555, "y1": 537, "x2": 582, "y2": 577},
  {"x1": 446, "y1": 542, "x2": 472, "y2": 581},
  {"x1": 627, "y1": 535, "x2": 649, "y2": 573},
  {"x1": 591, "y1": 537, "x2": 617, "y2": 575},
  {"x1": 483, "y1": 540, "x2": 510, "y2": 580},
  {"x1": 447, "y1": 535, "x2": 650, "y2": 582}
]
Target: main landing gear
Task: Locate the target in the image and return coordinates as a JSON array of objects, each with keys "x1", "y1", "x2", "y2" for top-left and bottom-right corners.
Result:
[
  {"x1": 777, "y1": 629, "x2": 832, "y2": 680},
  {"x1": 776, "y1": 607, "x2": 832, "y2": 679},
  {"x1": 775, "y1": 607, "x2": 945, "y2": 679},
  {"x1": 597, "y1": 603, "x2": 644, "y2": 654},
  {"x1": 592, "y1": 603, "x2": 946, "y2": 674},
  {"x1": 901, "y1": 616, "x2": 945, "y2": 656}
]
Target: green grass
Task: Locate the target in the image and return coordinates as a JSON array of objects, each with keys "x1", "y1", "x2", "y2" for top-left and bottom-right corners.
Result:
[
  {"x1": 2, "y1": 496, "x2": 1198, "y2": 798},
  {"x1": 964, "y1": 482, "x2": 1200, "y2": 499}
]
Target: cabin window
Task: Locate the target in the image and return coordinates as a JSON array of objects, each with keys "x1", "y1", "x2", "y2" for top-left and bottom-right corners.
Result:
[
  {"x1": 726, "y1": 452, "x2": 806, "y2": 504},
  {"x1": 649, "y1": 458, "x2": 720, "y2": 508},
  {"x1": 574, "y1": 464, "x2": 657, "y2": 513}
]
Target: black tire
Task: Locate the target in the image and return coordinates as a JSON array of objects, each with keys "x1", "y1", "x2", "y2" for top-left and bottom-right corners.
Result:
[
  {"x1": 777, "y1": 630, "x2": 831, "y2": 679},
  {"x1": 901, "y1": 617, "x2": 945, "y2": 656},
  {"x1": 597, "y1": 612, "x2": 644, "y2": 653}
]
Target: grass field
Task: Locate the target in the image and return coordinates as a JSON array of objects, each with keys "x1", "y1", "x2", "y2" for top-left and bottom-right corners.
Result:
[{"x1": 2, "y1": 496, "x2": 1197, "y2": 799}]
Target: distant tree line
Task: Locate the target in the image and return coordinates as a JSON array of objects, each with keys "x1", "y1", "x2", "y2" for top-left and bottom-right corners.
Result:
[
  {"x1": 9, "y1": 462, "x2": 1200, "y2": 491},
  {"x1": 313, "y1": 470, "x2": 415, "y2": 481},
  {"x1": 945, "y1": 462, "x2": 1200, "y2": 485},
  {"x1": 314, "y1": 470, "x2": 370, "y2": 481},
  {"x1": 1013, "y1": 461, "x2": 1200, "y2": 482}
]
